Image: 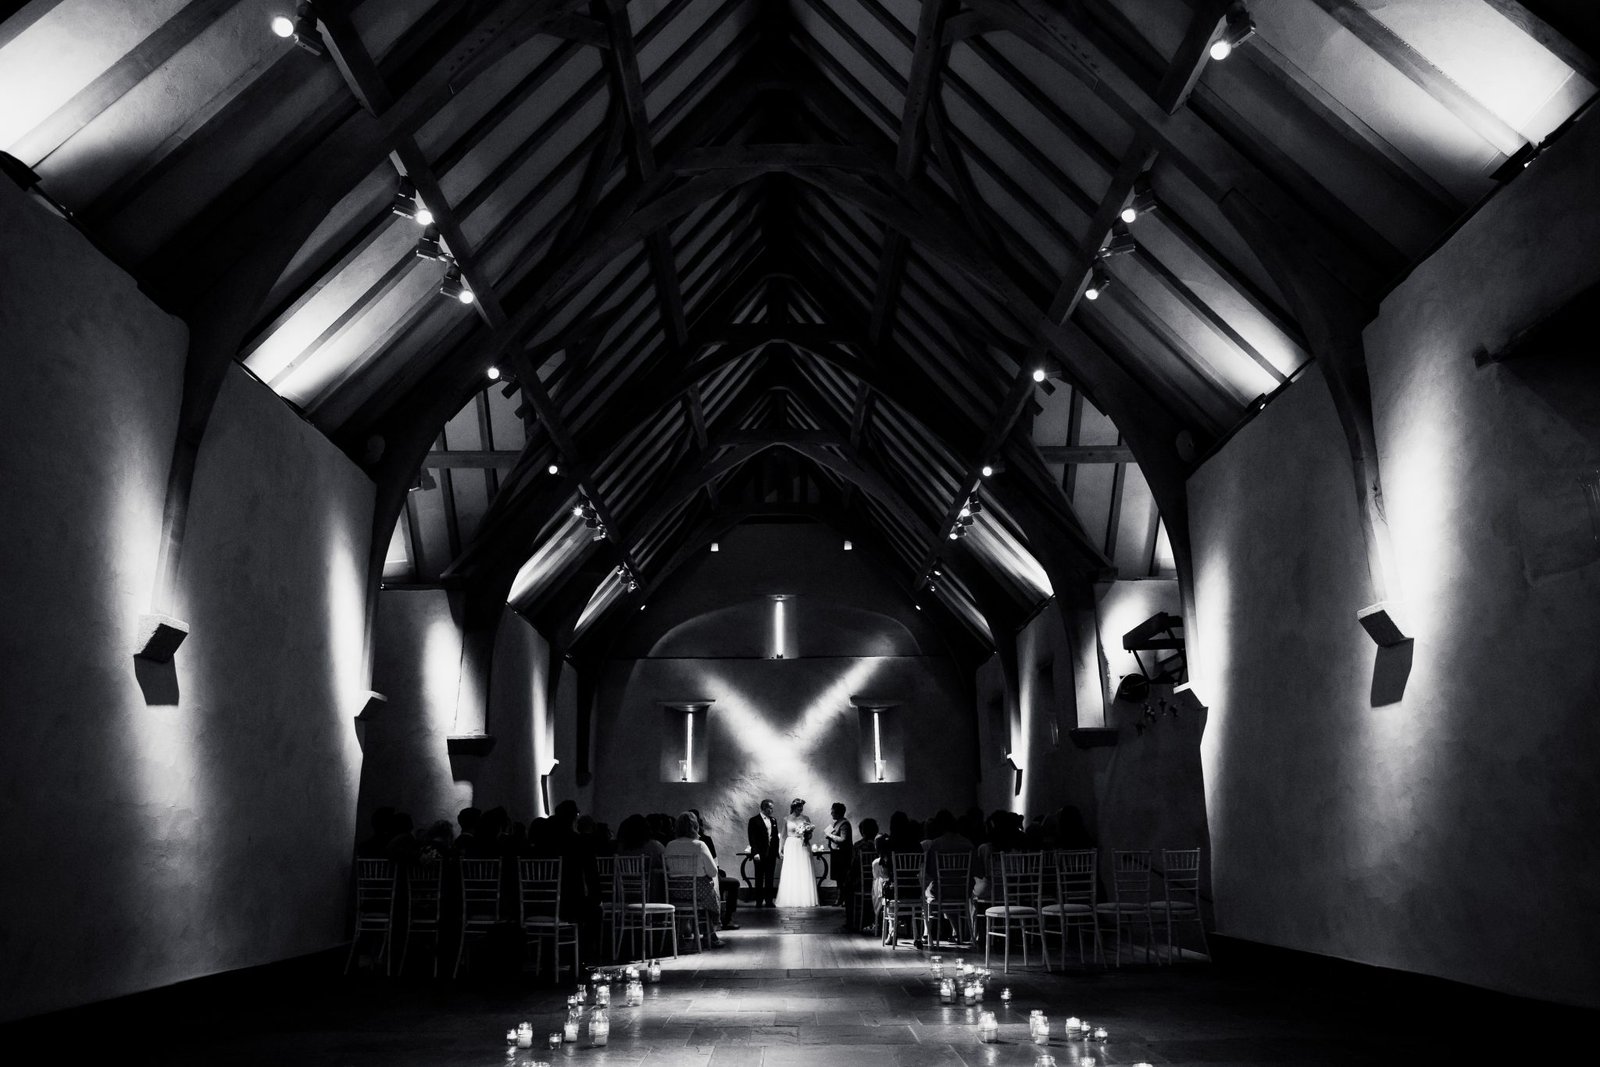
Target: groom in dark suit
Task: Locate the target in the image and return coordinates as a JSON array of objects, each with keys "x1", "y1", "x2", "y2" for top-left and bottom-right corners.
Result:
[{"x1": 747, "y1": 798, "x2": 779, "y2": 906}]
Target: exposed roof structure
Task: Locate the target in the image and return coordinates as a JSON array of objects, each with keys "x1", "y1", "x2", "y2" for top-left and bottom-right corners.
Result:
[{"x1": 4, "y1": 0, "x2": 1594, "y2": 658}]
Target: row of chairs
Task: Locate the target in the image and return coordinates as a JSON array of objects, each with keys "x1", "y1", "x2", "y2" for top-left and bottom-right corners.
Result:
[
  {"x1": 347, "y1": 853, "x2": 723, "y2": 979},
  {"x1": 345, "y1": 857, "x2": 578, "y2": 979},
  {"x1": 866, "y1": 848, "x2": 1207, "y2": 972}
]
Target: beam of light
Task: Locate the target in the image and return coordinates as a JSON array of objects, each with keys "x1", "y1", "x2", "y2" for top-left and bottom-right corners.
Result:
[{"x1": 705, "y1": 658, "x2": 883, "y2": 804}]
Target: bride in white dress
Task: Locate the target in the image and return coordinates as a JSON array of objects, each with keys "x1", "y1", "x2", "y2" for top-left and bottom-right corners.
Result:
[{"x1": 773, "y1": 798, "x2": 819, "y2": 907}]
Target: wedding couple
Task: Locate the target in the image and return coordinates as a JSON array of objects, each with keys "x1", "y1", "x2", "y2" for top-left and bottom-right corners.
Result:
[{"x1": 747, "y1": 797, "x2": 851, "y2": 907}]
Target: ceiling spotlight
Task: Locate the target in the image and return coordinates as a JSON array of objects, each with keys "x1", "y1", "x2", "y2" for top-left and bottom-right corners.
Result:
[
  {"x1": 584, "y1": 517, "x2": 601, "y2": 529},
  {"x1": 640, "y1": 603, "x2": 647, "y2": 611},
  {"x1": 1085, "y1": 265, "x2": 1113, "y2": 301},
  {"x1": 959, "y1": 506, "x2": 971, "y2": 519},
  {"x1": 966, "y1": 496, "x2": 982, "y2": 514},
  {"x1": 914, "y1": 603, "x2": 922, "y2": 611},
  {"x1": 572, "y1": 505, "x2": 585, "y2": 518},
  {"x1": 1120, "y1": 178, "x2": 1158, "y2": 224},
  {"x1": 1210, "y1": 4, "x2": 1256, "y2": 61},
  {"x1": 486, "y1": 365, "x2": 500, "y2": 381},
  {"x1": 960, "y1": 514, "x2": 976, "y2": 526},
  {"x1": 949, "y1": 531, "x2": 959, "y2": 541},
  {"x1": 710, "y1": 542, "x2": 720, "y2": 552},
  {"x1": 438, "y1": 262, "x2": 474, "y2": 304},
  {"x1": 1099, "y1": 222, "x2": 1136, "y2": 257},
  {"x1": 414, "y1": 225, "x2": 445, "y2": 261},
  {"x1": 390, "y1": 178, "x2": 430, "y2": 224},
  {"x1": 272, "y1": 3, "x2": 324, "y2": 55},
  {"x1": 591, "y1": 527, "x2": 607, "y2": 542},
  {"x1": 1032, "y1": 368, "x2": 1047, "y2": 383},
  {"x1": 414, "y1": 206, "x2": 434, "y2": 227},
  {"x1": 547, "y1": 463, "x2": 559, "y2": 475},
  {"x1": 981, "y1": 464, "x2": 994, "y2": 478}
]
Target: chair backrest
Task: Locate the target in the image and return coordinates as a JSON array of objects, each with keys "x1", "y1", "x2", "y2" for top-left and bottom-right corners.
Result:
[
  {"x1": 890, "y1": 852, "x2": 923, "y2": 899},
  {"x1": 664, "y1": 854, "x2": 701, "y2": 909},
  {"x1": 1053, "y1": 849, "x2": 1097, "y2": 906},
  {"x1": 855, "y1": 849, "x2": 874, "y2": 888},
  {"x1": 594, "y1": 855, "x2": 618, "y2": 906},
  {"x1": 1160, "y1": 848, "x2": 1201, "y2": 901},
  {"x1": 354, "y1": 859, "x2": 396, "y2": 917},
  {"x1": 518, "y1": 857, "x2": 562, "y2": 924},
  {"x1": 460, "y1": 858, "x2": 502, "y2": 923},
  {"x1": 997, "y1": 851, "x2": 1043, "y2": 909},
  {"x1": 613, "y1": 853, "x2": 651, "y2": 904},
  {"x1": 408, "y1": 861, "x2": 443, "y2": 920},
  {"x1": 931, "y1": 851, "x2": 972, "y2": 907},
  {"x1": 1110, "y1": 850, "x2": 1152, "y2": 904}
]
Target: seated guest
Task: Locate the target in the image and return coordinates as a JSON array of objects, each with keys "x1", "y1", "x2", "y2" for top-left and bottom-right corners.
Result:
[
  {"x1": 419, "y1": 820, "x2": 454, "y2": 863},
  {"x1": 663, "y1": 811, "x2": 723, "y2": 948},
  {"x1": 921, "y1": 809, "x2": 975, "y2": 899},
  {"x1": 452, "y1": 806, "x2": 483, "y2": 857},
  {"x1": 357, "y1": 807, "x2": 396, "y2": 858},
  {"x1": 973, "y1": 811, "x2": 1025, "y2": 902},
  {"x1": 690, "y1": 808, "x2": 740, "y2": 930},
  {"x1": 615, "y1": 814, "x2": 667, "y2": 900},
  {"x1": 533, "y1": 800, "x2": 598, "y2": 925},
  {"x1": 385, "y1": 812, "x2": 419, "y2": 865}
]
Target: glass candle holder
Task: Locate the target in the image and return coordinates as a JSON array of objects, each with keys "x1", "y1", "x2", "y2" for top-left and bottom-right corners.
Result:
[
  {"x1": 516, "y1": 1023, "x2": 534, "y2": 1049},
  {"x1": 1064, "y1": 1016, "x2": 1082, "y2": 1036},
  {"x1": 547, "y1": 1032, "x2": 561, "y2": 1050},
  {"x1": 648, "y1": 959, "x2": 662, "y2": 983},
  {"x1": 1028, "y1": 1010, "x2": 1043, "y2": 1037},
  {"x1": 589, "y1": 1007, "x2": 610, "y2": 1047},
  {"x1": 563, "y1": 1012, "x2": 580, "y2": 1043},
  {"x1": 1000, "y1": 986, "x2": 1012, "y2": 1003},
  {"x1": 505, "y1": 1028, "x2": 518, "y2": 1045},
  {"x1": 1032, "y1": 1014, "x2": 1050, "y2": 1045},
  {"x1": 596, "y1": 984, "x2": 611, "y2": 1006},
  {"x1": 1093, "y1": 1027, "x2": 1109, "y2": 1042},
  {"x1": 939, "y1": 978, "x2": 955, "y2": 1003},
  {"x1": 977, "y1": 1010, "x2": 1000, "y2": 1043}
]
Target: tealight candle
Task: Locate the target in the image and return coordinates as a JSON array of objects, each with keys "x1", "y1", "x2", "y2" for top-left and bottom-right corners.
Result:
[
  {"x1": 1065, "y1": 1016, "x2": 1083, "y2": 1035},
  {"x1": 589, "y1": 1007, "x2": 610, "y2": 1047},
  {"x1": 547, "y1": 1032, "x2": 561, "y2": 1049},
  {"x1": 1000, "y1": 986, "x2": 1012, "y2": 1003},
  {"x1": 1093, "y1": 1026, "x2": 1109, "y2": 1041},
  {"x1": 596, "y1": 984, "x2": 611, "y2": 1006},
  {"x1": 939, "y1": 978, "x2": 955, "y2": 1003},
  {"x1": 648, "y1": 959, "x2": 662, "y2": 983},
  {"x1": 563, "y1": 1014, "x2": 580, "y2": 1042},
  {"x1": 516, "y1": 1023, "x2": 534, "y2": 1049},
  {"x1": 1033, "y1": 1014, "x2": 1050, "y2": 1044},
  {"x1": 505, "y1": 1028, "x2": 518, "y2": 1045},
  {"x1": 977, "y1": 1010, "x2": 1000, "y2": 1043}
]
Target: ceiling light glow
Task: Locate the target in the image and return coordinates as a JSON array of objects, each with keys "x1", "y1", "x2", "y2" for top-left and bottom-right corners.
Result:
[{"x1": 271, "y1": 15, "x2": 295, "y2": 37}]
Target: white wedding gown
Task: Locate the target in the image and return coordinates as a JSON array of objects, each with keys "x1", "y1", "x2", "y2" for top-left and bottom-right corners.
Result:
[{"x1": 774, "y1": 816, "x2": 819, "y2": 907}]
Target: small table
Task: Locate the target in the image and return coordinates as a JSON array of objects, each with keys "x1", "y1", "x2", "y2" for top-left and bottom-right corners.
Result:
[{"x1": 737, "y1": 847, "x2": 837, "y2": 892}]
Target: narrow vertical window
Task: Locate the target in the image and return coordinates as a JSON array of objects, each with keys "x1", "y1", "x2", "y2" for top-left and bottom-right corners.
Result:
[
  {"x1": 872, "y1": 709, "x2": 885, "y2": 782},
  {"x1": 682, "y1": 713, "x2": 693, "y2": 781},
  {"x1": 772, "y1": 595, "x2": 786, "y2": 659}
]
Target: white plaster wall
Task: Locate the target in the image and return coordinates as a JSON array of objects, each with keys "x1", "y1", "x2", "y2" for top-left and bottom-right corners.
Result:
[
  {"x1": 1191, "y1": 114, "x2": 1600, "y2": 1006},
  {"x1": 0, "y1": 182, "x2": 374, "y2": 1019}
]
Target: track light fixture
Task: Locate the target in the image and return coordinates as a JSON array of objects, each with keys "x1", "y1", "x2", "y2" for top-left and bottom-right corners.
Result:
[
  {"x1": 1099, "y1": 222, "x2": 1136, "y2": 257},
  {"x1": 414, "y1": 225, "x2": 445, "y2": 261},
  {"x1": 981, "y1": 464, "x2": 994, "y2": 478},
  {"x1": 547, "y1": 463, "x2": 559, "y2": 475},
  {"x1": 981, "y1": 459, "x2": 1005, "y2": 478},
  {"x1": 1120, "y1": 177, "x2": 1157, "y2": 224},
  {"x1": 271, "y1": 3, "x2": 324, "y2": 56},
  {"x1": 1209, "y1": 4, "x2": 1256, "y2": 61},
  {"x1": 965, "y1": 495, "x2": 982, "y2": 514},
  {"x1": 584, "y1": 517, "x2": 601, "y2": 529},
  {"x1": 590, "y1": 526, "x2": 608, "y2": 543},
  {"x1": 1085, "y1": 264, "x2": 1113, "y2": 301},
  {"x1": 438, "y1": 262, "x2": 474, "y2": 304},
  {"x1": 572, "y1": 504, "x2": 585, "y2": 519},
  {"x1": 390, "y1": 177, "x2": 433, "y2": 226}
]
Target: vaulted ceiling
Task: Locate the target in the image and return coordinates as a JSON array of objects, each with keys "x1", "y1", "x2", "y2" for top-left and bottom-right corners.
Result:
[{"x1": 4, "y1": 0, "x2": 1594, "y2": 658}]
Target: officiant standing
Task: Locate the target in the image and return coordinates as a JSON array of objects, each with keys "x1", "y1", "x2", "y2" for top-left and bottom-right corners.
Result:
[{"x1": 747, "y1": 798, "x2": 780, "y2": 907}]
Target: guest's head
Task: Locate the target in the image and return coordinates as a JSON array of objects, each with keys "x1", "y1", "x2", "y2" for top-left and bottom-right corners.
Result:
[
  {"x1": 858, "y1": 817, "x2": 879, "y2": 841},
  {"x1": 575, "y1": 814, "x2": 595, "y2": 835},
  {"x1": 831, "y1": 802, "x2": 846, "y2": 820},
  {"x1": 425, "y1": 819, "x2": 454, "y2": 846},
  {"x1": 617, "y1": 814, "x2": 650, "y2": 849},
  {"x1": 648, "y1": 812, "x2": 674, "y2": 843},
  {"x1": 888, "y1": 811, "x2": 909, "y2": 840},
  {"x1": 458, "y1": 807, "x2": 481, "y2": 834},
  {"x1": 552, "y1": 799, "x2": 579, "y2": 830},
  {"x1": 927, "y1": 809, "x2": 955, "y2": 837},
  {"x1": 675, "y1": 811, "x2": 700, "y2": 839},
  {"x1": 689, "y1": 809, "x2": 708, "y2": 837}
]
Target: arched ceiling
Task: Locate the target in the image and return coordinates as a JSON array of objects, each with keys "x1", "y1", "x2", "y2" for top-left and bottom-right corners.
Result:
[{"x1": 3, "y1": 0, "x2": 1594, "y2": 656}]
